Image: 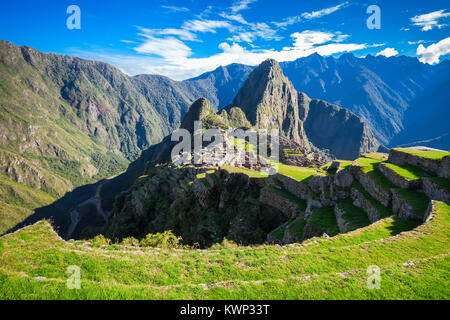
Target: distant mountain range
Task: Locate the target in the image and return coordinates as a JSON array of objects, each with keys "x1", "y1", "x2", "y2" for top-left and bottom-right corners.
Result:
[
  {"x1": 182, "y1": 53, "x2": 449, "y2": 150},
  {"x1": 0, "y1": 39, "x2": 448, "y2": 235}
]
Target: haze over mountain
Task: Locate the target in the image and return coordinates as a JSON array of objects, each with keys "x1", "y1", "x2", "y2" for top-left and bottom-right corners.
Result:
[{"x1": 185, "y1": 53, "x2": 449, "y2": 150}]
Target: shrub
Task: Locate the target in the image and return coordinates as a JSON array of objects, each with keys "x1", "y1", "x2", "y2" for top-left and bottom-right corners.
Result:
[
  {"x1": 89, "y1": 234, "x2": 111, "y2": 247},
  {"x1": 121, "y1": 237, "x2": 140, "y2": 247},
  {"x1": 210, "y1": 238, "x2": 239, "y2": 250},
  {"x1": 140, "y1": 231, "x2": 181, "y2": 248}
]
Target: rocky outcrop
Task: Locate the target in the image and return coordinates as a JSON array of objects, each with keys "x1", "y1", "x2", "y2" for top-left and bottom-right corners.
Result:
[
  {"x1": 334, "y1": 169, "x2": 354, "y2": 188},
  {"x1": 422, "y1": 178, "x2": 450, "y2": 204},
  {"x1": 379, "y1": 163, "x2": 421, "y2": 189},
  {"x1": 228, "y1": 59, "x2": 307, "y2": 146},
  {"x1": 227, "y1": 58, "x2": 381, "y2": 159},
  {"x1": 391, "y1": 188, "x2": 427, "y2": 220},
  {"x1": 303, "y1": 99, "x2": 381, "y2": 160},
  {"x1": 180, "y1": 98, "x2": 216, "y2": 133}
]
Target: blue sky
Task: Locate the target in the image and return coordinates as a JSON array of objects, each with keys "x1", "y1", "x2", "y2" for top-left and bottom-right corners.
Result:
[{"x1": 0, "y1": 0, "x2": 449, "y2": 79}]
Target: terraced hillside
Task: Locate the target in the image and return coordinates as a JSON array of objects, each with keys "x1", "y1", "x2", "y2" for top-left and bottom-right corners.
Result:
[
  {"x1": 0, "y1": 200, "x2": 448, "y2": 299},
  {"x1": 103, "y1": 147, "x2": 449, "y2": 248},
  {"x1": 0, "y1": 147, "x2": 449, "y2": 299}
]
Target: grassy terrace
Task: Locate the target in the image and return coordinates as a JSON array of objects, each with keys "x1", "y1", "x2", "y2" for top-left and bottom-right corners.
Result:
[
  {"x1": 393, "y1": 148, "x2": 450, "y2": 161},
  {"x1": 278, "y1": 164, "x2": 319, "y2": 182},
  {"x1": 382, "y1": 163, "x2": 431, "y2": 180},
  {"x1": 352, "y1": 181, "x2": 393, "y2": 219},
  {"x1": 221, "y1": 165, "x2": 268, "y2": 178},
  {"x1": 266, "y1": 185, "x2": 307, "y2": 212},
  {"x1": 353, "y1": 157, "x2": 396, "y2": 191},
  {"x1": 323, "y1": 160, "x2": 353, "y2": 175},
  {"x1": 221, "y1": 163, "x2": 319, "y2": 182},
  {"x1": 394, "y1": 189, "x2": 431, "y2": 217},
  {"x1": 338, "y1": 199, "x2": 371, "y2": 231},
  {"x1": 309, "y1": 206, "x2": 340, "y2": 236},
  {"x1": 2, "y1": 201, "x2": 446, "y2": 299}
]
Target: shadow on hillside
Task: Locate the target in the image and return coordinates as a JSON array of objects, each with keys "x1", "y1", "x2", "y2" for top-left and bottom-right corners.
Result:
[
  {"x1": 3, "y1": 137, "x2": 173, "y2": 240},
  {"x1": 3, "y1": 181, "x2": 100, "y2": 239},
  {"x1": 385, "y1": 217, "x2": 422, "y2": 236}
]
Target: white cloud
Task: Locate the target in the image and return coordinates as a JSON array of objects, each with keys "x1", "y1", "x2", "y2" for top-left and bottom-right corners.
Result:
[
  {"x1": 376, "y1": 48, "x2": 399, "y2": 57},
  {"x1": 161, "y1": 5, "x2": 189, "y2": 12},
  {"x1": 182, "y1": 19, "x2": 234, "y2": 33},
  {"x1": 410, "y1": 9, "x2": 450, "y2": 31},
  {"x1": 301, "y1": 1, "x2": 349, "y2": 20},
  {"x1": 230, "y1": 0, "x2": 257, "y2": 13},
  {"x1": 139, "y1": 27, "x2": 199, "y2": 41},
  {"x1": 134, "y1": 35, "x2": 192, "y2": 61},
  {"x1": 407, "y1": 40, "x2": 430, "y2": 45},
  {"x1": 219, "y1": 13, "x2": 249, "y2": 25},
  {"x1": 274, "y1": 2, "x2": 349, "y2": 27},
  {"x1": 289, "y1": 31, "x2": 335, "y2": 49},
  {"x1": 417, "y1": 37, "x2": 450, "y2": 64},
  {"x1": 81, "y1": 30, "x2": 369, "y2": 80}
]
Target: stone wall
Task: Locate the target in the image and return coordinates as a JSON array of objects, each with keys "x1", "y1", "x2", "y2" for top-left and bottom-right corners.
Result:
[
  {"x1": 379, "y1": 163, "x2": 421, "y2": 189},
  {"x1": 302, "y1": 223, "x2": 328, "y2": 241},
  {"x1": 334, "y1": 169, "x2": 353, "y2": 188},
  {"x1": 334, "y1": 205, "x2": 350, "y2": 233},
  {"x1": 389, "y1": 149, "x2": 447, "y2": 177},
  {"x1": 391, "y1": 188, "x2": 427, "y2": 221},
  {"x1": 422, "y1": 178, "x2": 450, "y2": 204},
  {"x1": 272, "y1": 173, "x2": 311, "y2": 200},
  {"x1": 350, "y1": 188, "x2": 380, "y2": 223},
  {"x1": 259, "y1": 187, "x2": 298, "y2": 217},
  {"x1": 353, "y1": 168, "x2": 391, "y2": 207},
  {"x1": 439, "y1": 156, "x2": 450, "y2": 179}
]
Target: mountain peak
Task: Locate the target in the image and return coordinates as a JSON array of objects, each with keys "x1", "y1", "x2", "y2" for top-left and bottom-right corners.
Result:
[
  {"x1": 180, "y1": 98, "x2": 214, "y2": 132},
  {"x1": 228, "y1": 59, "x2": 308, "y2": 146}
]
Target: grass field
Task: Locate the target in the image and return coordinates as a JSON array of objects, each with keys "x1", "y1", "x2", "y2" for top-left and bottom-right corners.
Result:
[
  {"x1": 0, "y1": 201, "x2": 447, "y2": 299},
  {"x1": 382, "y1": 163, "x2": 430, "y2": 180}
]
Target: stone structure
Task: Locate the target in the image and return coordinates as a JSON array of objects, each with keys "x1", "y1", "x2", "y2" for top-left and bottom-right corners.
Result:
[
  {"x1": 378, "y1": 163, "x2": 421, "y2": 189},
  {"x1": 350, "y1": 188, "x2": 380, "y2": 223},
  {"x1": 391, "y1": 188, "x2": 424, "y2": 220},
  {"x1": 422, "y1": 177, "x2": 450, "y2": 204}
]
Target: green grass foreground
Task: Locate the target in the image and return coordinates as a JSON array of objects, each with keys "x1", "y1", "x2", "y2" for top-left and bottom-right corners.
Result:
[{"x1": 0, "y1": 201, "x2": 448, "y2": 300}]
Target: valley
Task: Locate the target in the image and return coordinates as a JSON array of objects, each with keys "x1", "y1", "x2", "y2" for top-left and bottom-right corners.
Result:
[{"x1": 0, "y1": 40, "x2": 448, "y2": 301}]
